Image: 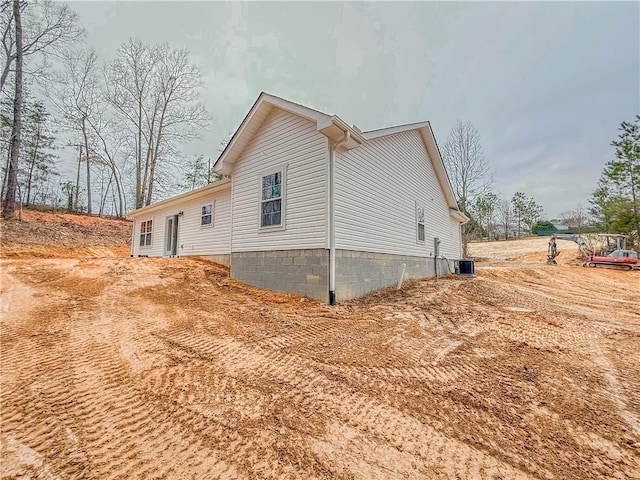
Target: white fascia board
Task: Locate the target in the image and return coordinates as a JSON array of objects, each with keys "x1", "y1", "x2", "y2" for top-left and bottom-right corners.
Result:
[
  {"x1": 419, "y1": 125, "x2": 459, "y2": 210},
  {"x1": 127, "y1": 179, "x2": 231, "y2": 218},
  {"x1": 212, "y1": 94, "x2": 267, "y2": 174},
  {"x1": 263, "y1": 93, "x2": 332, "y2": 125},
  {"x1": 362, "y1": 121, "x2": 430, "y2": 140}
]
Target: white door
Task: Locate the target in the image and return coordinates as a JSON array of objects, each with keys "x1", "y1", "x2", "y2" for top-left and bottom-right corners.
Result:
[{"x1": 165, "y1": 215, "x2": 178, "y2": 256}]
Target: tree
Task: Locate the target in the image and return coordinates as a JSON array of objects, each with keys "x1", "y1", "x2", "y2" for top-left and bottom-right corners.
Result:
[
  {"x1": 1, "y1": 0, "x2": 81, "y2": 219},
  {"x1": 60, "y1": 179, "x2": 75, "y2": 212},
  {"x1": 590, "y1": 179, "x2": 619, "y2": 233},
  {"x1": 608, "y1": 116, "x2": 640, "y2": 236},
  {"x1": 1, "y1": 1, "x2": 81, "y2": 94},
  {"x1": 471, "y1": 192, "x2": 498, "y2": 240},
  {"x1": 531, "y1": 220, "x2": 556, "y2": 235},
  {"x1": 87, "y1": 114, "x2": 129, "y2": 217},
  {"x1": 442, "y1": 120, "x2": 492, "y2": 253},
  {"x1": 559, "y1": 203, "x2": 588, "y2": 233},
  {"x1": 20, "y1": 99, "x2": 57, "y2": 205},
  {"x1": 442, "y1": 120, "x2": 492, "y2": 212},
  {"x1": 511, "y1": 192, "x2": 543, "y2": 236},
  {"x1": 588, "y1": 117, "x2": 640, "y2": 246},
  {"x1": 511, "y1": 192, "x2": 526, "y2": 236},
  {"x1": 2, "y1": 0, "x2": 23, "y2": 219},
  {"x1": 52, "y1": 48, "x2": 101, "y2": 214},
  {"x1": 104, "y1": 39, "x2": 209, "y2": 208},
  {"x1": 180, "y1": 154, "x2": 220, "y2": 191},
  {"x1": 497, "y1": 199, "x2": 512, "y2": 240}
]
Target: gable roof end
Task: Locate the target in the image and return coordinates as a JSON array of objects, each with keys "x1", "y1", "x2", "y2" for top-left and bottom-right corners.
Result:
[
  {"x1": 212, "y1": 92, "x2": 467, "y2": 224},
  {"x1": 214, "y1": 92, "x2": 364, "y2": 175},
  {"x1": 364, "y1": 122, "x2": 467, "y2": 223}
]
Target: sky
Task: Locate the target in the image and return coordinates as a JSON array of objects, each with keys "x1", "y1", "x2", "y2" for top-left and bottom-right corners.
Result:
[{"x1": 67, "y1": 1, "x2": 639, "y2": 219}]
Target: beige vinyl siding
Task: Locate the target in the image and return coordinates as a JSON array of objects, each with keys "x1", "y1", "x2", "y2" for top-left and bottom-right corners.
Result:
[
  {"x1": 132, "y1": 215, "x2": 163, "y2": 257},
  {"x1": 130, "y1": 187, "x2": 231, "y2": 257},
  {"x1": 335, "y1": 129, "x2": 463, "y2": 259},
  {"x1": 231, "y1": 108, "x2": 328, "y2": 252},
  {"x1": 173, "y1": 189, "x2": 232, "y2": 256}
]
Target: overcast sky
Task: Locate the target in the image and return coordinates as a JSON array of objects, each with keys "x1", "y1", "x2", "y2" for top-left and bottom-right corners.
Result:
[{"x1": 69, "y1": 1, "x2": 639, "y2": 219}]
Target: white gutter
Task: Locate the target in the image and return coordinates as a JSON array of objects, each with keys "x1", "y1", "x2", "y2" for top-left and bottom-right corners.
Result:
[
  {"x1": 328, "y1": 130, "x2": 350, "y2": 305},
  {"x1": 127, "y1": 178, "x2": 231, "y2": 218},
  {"x1": 450, "y1": 208, "x2": 470, "y2": 224}
]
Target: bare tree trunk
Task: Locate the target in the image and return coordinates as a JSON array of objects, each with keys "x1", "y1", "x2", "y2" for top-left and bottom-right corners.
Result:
[
  {"x1": 0, "y1": 7, "x2": 15, "y2": 95},
  {"x1": 89, "y1": 117, "x2": 126, "y2": 217},
  {"x1": 140, "y1": 109, "x2": 157, "y2": 206},
  {"x1": 145, "y1": 154, "x2": 156, "y2": 205},
  {"x1": 0, "y1": 55, "x2": 13, "y2": 96},
  {"x1": 113, "y1": 166, "x2": 124, "y2": 217},
  {"x1": 25, "y1": 122, "x2": 41, "y2": 206},
  {"x1": 81, "y1": 117, "x2": 91, "y2": 214},
  {"x1": 25, "y1": 157, "x2": 34, "y2": 204},
  {"x1": 99, "y1": 170, "x2": 113, "y2": 217},
  {"x1": 140, "y1": 131, "x2": 153, "y2": 204},
  {"x1": 136, "y1": 102, "x2": 142, "y2": 208},
  {"x1": 1, "y1": 0, "x2": 21, "y2": 219},
  {"x1": 1, "y1": 145, "x2": 10, "y2": 200},
  {"x1": 74, "y1": 144, "x2": 81, "y2": 212},
  {"x1": 145, "y1": 100, "x2": 168, "y2": 206}
]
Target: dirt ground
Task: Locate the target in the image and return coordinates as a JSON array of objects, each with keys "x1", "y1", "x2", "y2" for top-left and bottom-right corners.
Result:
[
  {"x1": 0, "y1": 210, "x2": 132, "y2": 258},
  {"x1": 1, "y1": 214, "x2": 639, "y2": 479},
  {"x1": 468, "y1": 237, "x2": 581, "y2": 262}
]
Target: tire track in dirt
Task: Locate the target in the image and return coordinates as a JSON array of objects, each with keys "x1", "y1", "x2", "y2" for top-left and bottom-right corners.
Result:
[
  {"x1": 158, "y1": 268, "x2": 638, "y2": 479},
  {"x1": 3, "y1": 254, "x2": 639, "y2": 479},
  {"x1": 159, "y1": 328, "x2": 541, "y2": 479},
  {"x1": 1, "y1": 271, "x2": 243, "y2": 480}
]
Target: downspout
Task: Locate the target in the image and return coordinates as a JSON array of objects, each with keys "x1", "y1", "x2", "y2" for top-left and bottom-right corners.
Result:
[
  {"x1": 328, "y1": 130, "x2": 350, "y2": 305},
  {"x1": 130, "y1": 217, "x2": 136, "y2": 257}
]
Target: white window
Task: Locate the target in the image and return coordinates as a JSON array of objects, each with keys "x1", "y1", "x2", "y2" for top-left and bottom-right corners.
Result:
[
  {"x1": 260, "y1": 169, "x2": 284, "y2": 228},
  {"x1": 140, "y1": 219, "x2": 153, "y2": 247},
  {"x1": 201, "y1": 203, "x2": 213, "y2": 227},
  {"x1": 416, "y1": 205, "x2": 425, "y2": 243}
]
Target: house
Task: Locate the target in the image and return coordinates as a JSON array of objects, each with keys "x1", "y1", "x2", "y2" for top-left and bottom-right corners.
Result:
[{"x1": 128, "y1": 92, "x2": 468, "y2": 304}]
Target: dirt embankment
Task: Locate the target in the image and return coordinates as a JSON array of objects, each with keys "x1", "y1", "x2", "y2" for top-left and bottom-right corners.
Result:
[
  {"x1": 0, "y1": 210, "x2": 132, "y2": 258},
  {"x1": 1, "y1": 221, "x2": 639, "y2": 479}
]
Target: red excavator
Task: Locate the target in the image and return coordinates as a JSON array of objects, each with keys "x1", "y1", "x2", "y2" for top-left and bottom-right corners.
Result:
[{"x1": 583, "y1": 249, "x2": 638, "y2": 271}]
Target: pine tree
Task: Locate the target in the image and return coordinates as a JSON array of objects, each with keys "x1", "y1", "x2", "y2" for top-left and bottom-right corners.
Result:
[
  {"x1": 180, "y1": 154, "x2": 220, "y2": 191},
  {"x1": 20, "y1": 100, "x2": 57, "y2": 205},
  {"x1": 608, "y1": 116, "x2": 640, "y2": 236},
  {"x1": 590, "y1": 116, "x2": 640, "y2": 245}
]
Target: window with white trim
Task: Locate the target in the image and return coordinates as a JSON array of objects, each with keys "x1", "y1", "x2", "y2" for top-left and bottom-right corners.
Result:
[
  {"x1": 260, "y1": 170, "x2": 283, "y2": 228},
  {"x1": 201, "y1": 203, "x2": 213, "y2": 227},
  {"x1": 416, "y1": 205, "x2": 425, "y2": 243},
  {"x1": 140, "y1": 220, "x2": 153, "y2": 247}
]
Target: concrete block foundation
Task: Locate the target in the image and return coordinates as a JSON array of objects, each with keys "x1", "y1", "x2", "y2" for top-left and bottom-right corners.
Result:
[
  {"x1": 230, "y1": 249, "x2": 329, "y2": 303},
  {"x1": 229, "y1": 248, "x2": 453, "y2": 304},
  {"x1": 196, "y1": 254, "x2": 231, "y2": 267},
  {"x1": 335, "y1": 250, "x2": 451, "y2": 302}
]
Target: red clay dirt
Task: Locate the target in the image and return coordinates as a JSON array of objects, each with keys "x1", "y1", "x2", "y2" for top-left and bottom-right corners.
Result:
[{"x1": 1, "y1": 214, "x2": 639, "y2": 479}]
